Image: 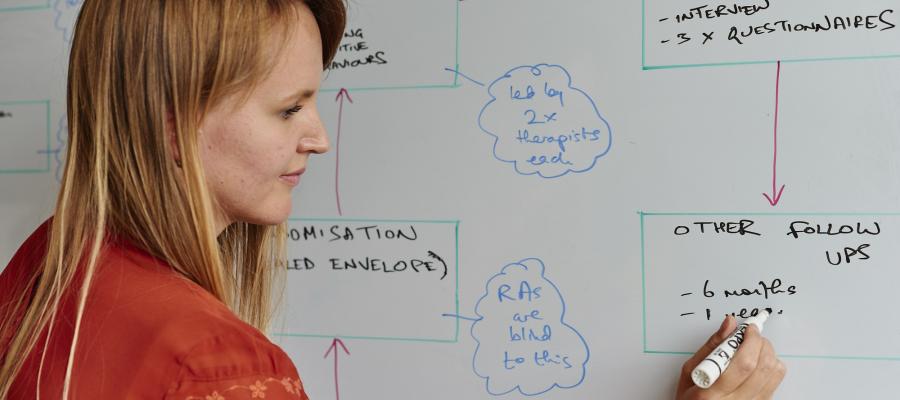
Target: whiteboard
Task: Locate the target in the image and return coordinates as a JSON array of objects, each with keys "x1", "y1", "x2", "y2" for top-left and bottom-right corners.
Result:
[{"x1": 5, "y1": 1, "x2": 900, "y2": 398}]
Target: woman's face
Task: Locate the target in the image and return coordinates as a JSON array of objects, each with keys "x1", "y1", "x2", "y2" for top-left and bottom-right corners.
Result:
[{"x1": 198, "y1": 5, "x2": 327, "y2": 233}]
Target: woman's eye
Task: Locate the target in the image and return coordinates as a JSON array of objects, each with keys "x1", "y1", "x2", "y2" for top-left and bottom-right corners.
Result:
[{"x1": 280, "y1": 105, "x2": 303, "y2": 119}]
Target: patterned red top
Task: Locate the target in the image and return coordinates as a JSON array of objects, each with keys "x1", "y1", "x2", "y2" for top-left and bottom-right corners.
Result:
[{"x1": 0, "y1": 221, "x2": 309, "y2": 399}]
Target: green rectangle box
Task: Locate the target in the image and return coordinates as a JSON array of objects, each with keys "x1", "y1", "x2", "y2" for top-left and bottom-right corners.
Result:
[
  {"x1": 0, "y1": 0, "x2": 50, "y2": 13},
  {"x1": 274, "y1": 217, "x2": 461, "y2": 344},
  {"x1": 320, "y1": 1, "x2": 461, "y2": 93},
  {"x1": 641, "y1": 0, "x2": 900, "y2": 70},
  {"x1": 0, "y1": 100, "x2": 52, "y2": 174},
  {"x1": 640, "y1": 211, "x2": 900, "y2": 361}
]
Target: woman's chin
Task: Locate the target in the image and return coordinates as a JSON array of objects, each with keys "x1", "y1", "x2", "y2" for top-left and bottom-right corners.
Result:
[{"x1": 240, "y1": 204, "x2": 293, "y2": 227}]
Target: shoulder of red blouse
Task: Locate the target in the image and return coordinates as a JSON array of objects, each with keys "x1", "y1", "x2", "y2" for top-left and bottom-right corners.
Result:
[{"x1": 1, "y1": 220, "x2": 309, "y2": 399}]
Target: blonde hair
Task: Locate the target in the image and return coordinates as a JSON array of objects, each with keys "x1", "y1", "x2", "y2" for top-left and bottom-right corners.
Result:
[{"x1": 0, "y1": 0, "x2": 345, "y2": 398}]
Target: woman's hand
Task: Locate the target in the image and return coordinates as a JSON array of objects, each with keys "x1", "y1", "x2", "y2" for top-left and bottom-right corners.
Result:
[{"x1": 676, "y1": 315, "x2": 786, "y2": 400}]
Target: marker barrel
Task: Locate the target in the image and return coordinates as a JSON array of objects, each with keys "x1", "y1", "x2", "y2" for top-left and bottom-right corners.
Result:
[{"x1": 691, "y1": 311, "x2": 770, "y2": 389}]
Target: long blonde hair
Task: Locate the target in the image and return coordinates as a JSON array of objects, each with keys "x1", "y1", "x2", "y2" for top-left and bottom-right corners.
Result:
[{"x1": 0, "y1": 0, "x2": 345, "y2": 398}]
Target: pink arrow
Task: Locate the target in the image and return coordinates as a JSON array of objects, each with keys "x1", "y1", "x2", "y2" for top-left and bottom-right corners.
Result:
[
  {"x1": 324, "y1": 338, "x2": 350, "y2": 400},
  {"x1": 334, "y1": 88, "x2": 353, "y2": 216},
  {"x1": 763, "y1": 61, "x2": 786, "y2": 206}
]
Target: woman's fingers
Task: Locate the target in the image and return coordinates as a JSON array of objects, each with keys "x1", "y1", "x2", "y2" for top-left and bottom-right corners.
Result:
[
  {"x1": 705, "y1": 324, "x2": 765, "y2": 395},
  {"x1": 685, "y1": 315, "x2": 736, "y2": 370},
  {"x1": 723, "y1": 335, "x2": 781, "y2": 399},
  {"x1": 676, "y1": 316, "x2": 787, "y2": 400},
  {"x1": 677, "y1": 315, "x2": 736, "y2": 393}
]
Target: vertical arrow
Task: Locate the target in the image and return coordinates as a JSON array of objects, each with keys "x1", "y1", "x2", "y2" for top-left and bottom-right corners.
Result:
[
  {"x1": 334, "y1": 88, "x2": 353, "y2": 216},
  {"x1": 763, "y1": 61, "x2": 786, "y2": 206},
  {"x1": 324, "y1": 338, "x2": 350, "y2": 400}
]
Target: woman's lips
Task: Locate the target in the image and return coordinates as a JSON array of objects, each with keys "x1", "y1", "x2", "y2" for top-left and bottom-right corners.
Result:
[{"x1": 280, "y1": 168, "x2": 305, "y2": 186}]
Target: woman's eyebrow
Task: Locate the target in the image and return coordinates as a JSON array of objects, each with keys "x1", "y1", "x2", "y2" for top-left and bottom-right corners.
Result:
[{"x1": 280, "y1": 88, "x2": 316, "y2": 103}]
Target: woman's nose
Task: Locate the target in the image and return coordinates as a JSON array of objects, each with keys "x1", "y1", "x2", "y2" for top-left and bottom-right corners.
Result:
[{"x1": 299, "y1": 112, "x2": 330, "y2": 154}]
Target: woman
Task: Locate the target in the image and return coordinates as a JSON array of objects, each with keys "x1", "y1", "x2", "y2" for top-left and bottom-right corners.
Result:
[
  {"x1": 0, "y1": 1, "x2": 783, "y2": 399},
  {"x1": 0, "y1": 0, "x2": 344, "y2": 398}
]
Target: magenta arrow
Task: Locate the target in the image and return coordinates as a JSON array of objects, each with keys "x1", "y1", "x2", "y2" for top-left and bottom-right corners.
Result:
[
  {"x1": 763, "y1": 61, "x2": 786, "y2": 206},
  {"x1": 334, "y1": 88, "x2": 353, "y2": 216},
  {"x1": 324, "y1": 338, "x2": 350, "y2": 400}
]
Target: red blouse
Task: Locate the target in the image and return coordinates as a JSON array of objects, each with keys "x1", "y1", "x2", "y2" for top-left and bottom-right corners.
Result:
[{"x1": 0, "y1": 221, "x2": 310, "y2": 399}]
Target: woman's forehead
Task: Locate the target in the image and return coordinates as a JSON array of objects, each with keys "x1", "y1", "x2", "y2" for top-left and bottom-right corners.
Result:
[{"x1": 257, "y1": 5, "x2": 323, "y2": 99}]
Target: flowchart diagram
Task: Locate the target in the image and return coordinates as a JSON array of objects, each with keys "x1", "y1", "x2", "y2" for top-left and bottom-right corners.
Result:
[
  {"x1": 306, "y1": 1, "x2": 900, "y2": 397},
  {"x1": 640, "y1": 0, "x2": 900, "y2": 366},
  {"x1": 5, "y1": 0, "x2": 900, "y2": 398}
]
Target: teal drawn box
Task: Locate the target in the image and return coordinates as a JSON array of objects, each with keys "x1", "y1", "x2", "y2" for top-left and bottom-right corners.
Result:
[
  {"x1": 640, "y1": 211, "x2": 900, "y2": 361},
  {"x1": 0, "y1": 100, "x2": 51, "y2": 174},
  {"x1": 320, "y1": 1, "x2": 461, "y2": 93},
  {"x1": 0, "y1": 0, "x2": 50, "y2": 12},
  {"x1": 641, "y1": 0, "x2": 900, "y2": 70},
  {"x1": 274, "y1": 217, "x2": 461, "y2": 344}
]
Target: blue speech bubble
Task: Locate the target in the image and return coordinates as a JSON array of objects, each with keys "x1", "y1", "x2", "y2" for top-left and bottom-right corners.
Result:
[
  {"x1": 478, "y1": 64, "x2": 612, "y2": 179},
  {"x1": 471, "y1": 258, "x2": 590, "y2": 396},
  {"x1": 54, "y1": 0, "x2": 83, "y2": 43}
]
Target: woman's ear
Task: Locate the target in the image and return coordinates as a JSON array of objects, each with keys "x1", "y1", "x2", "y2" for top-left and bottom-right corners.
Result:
[{"x1": 165, "y1": 109, "x2": 182, "y2": 168}]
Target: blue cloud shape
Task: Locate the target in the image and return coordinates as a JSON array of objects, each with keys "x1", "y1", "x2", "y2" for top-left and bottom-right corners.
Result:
[
  {"x1": 478, "y1": 64, "x2": 612, "y2": 178},
  {"x1": 471, "y1": 258, "x2": 590, "y2": 396},
  {"x1": 54, "y1": 0, "x2": 83, "y2": 43}
]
